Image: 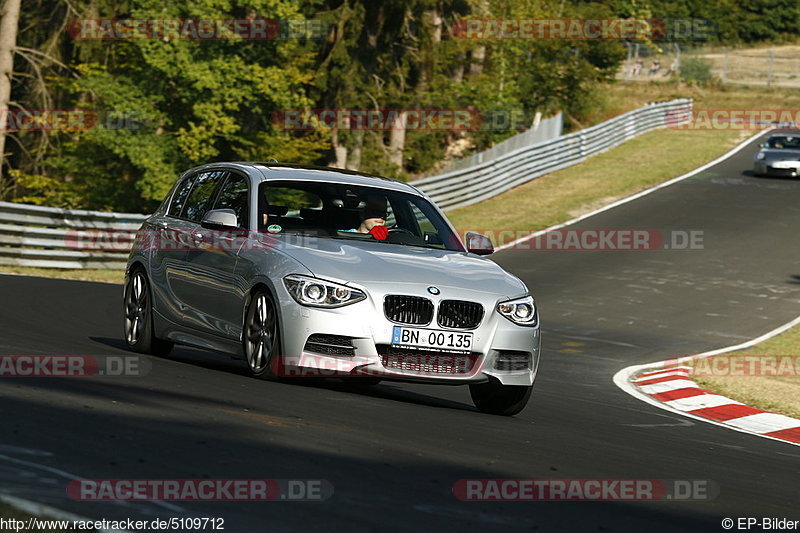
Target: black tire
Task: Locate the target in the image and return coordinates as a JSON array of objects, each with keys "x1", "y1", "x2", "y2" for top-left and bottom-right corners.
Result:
[
  {"x1": 243, "y1": 290, "x2": 280, "y2": 379},
  {"x1": 469, "y1": 379, "x2": 533, "y2": 416},
  {"x1": 123, "y1": 269, "x2": 173, "y2": 356}
]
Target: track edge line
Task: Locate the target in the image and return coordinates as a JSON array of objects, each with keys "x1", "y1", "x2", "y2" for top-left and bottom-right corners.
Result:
[
  {"x1": 613, "y1": 315, "x2": 800, "y2": 447},
  {"x1": 496, "y1": 128, "x2": 771, "y2": 251}
]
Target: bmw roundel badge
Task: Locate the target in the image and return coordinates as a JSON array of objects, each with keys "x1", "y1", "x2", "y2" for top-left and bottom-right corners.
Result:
[{"x1": 427, "y1": 286, "x2": 440, "y2": 295}]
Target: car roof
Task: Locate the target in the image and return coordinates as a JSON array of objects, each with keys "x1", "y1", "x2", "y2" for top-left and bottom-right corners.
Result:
[{"x1": 184, "y1": 162, "x2": 424, "y2": 196}]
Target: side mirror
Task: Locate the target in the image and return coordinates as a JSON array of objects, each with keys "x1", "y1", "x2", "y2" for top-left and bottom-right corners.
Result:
[
  {"x1": 465, "y1": 232, "x2": 494, "y2": 255},
  {"x1": 760, "y1": 142, "x2": 769, "y2": 148},
  {"x1": 201, "y1": 209, "x2": 239, "y2": 230}
]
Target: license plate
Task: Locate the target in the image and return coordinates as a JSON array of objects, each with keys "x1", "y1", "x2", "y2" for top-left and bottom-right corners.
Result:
[
  {"x1": 772, "y1": 161, "x2": 800, "y2": 169},
  {"x1": 391, "y1": 326, "x2": 473, "y2": 352}
]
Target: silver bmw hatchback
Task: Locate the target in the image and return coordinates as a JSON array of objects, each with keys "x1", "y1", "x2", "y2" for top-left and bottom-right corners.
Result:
[{"x1": 124, "y1": 162, "x2": 540, "y2": 415}]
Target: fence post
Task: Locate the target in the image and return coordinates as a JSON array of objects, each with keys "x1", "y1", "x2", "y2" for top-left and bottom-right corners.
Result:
[
  {"x1": 722, "y1": 47, "x2": 728, "y2": 84},
  {"x1": 768, "y1": 49, "x2": 774, "y2": 87},
  {"x1": 624, "y1": 42, "x2": 632, "y2": 80}
]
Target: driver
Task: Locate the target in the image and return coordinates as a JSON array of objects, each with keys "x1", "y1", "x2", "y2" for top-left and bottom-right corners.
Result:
[{"x1": 343, "y1": 195, "x2": 389, "y2": 240}]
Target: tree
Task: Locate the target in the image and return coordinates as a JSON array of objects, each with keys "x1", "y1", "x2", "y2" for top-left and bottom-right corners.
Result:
[
  {"x1": 0, "y1": 0, "x2": 21, "y2": 194},
  {"x1": 12, "y1": 0, "x2": 328, "y2": 211}
]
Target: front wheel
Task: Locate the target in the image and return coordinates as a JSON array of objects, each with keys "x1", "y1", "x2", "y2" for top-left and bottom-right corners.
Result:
[
  {"x1": 469, "y1": 379, "x2": 532, "y2": 416},
  {"x1": 123, "y1": 269, "x2": 173, "y2": 356},
  {"x1": 243, "y1": 291, "x2": 280, "y2": 379}
]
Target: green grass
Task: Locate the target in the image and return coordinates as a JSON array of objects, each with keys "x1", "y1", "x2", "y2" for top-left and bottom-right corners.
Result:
[
  {"x1": 4, "y1": 81, "x2": 800, "y2": 287},
  {"x1": 692, "y1": 326, "x2": 800, "y2": 420},
  {"x1": 0, "y1": 266, "x2": 124, "y2": 284},
  {"x1": 586, "y1": 80, "x2": 800, "y2": 124},
  {"x1": 447, "y1": 80, "x2": 800, "y2": 238},
  {"x1": 446, "y1": 127, "x2": 749, "y2": 238}
]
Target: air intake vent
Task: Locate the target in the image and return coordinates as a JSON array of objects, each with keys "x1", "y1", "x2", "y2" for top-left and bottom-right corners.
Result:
[
  {"x1": 376, "y1": 345, "x2": 477, "y2": 374},
  {"x1": 493, "y1": 351, "x2": 531, "y2": 371},
  {"x1": 384, "y1": 295, "x2": 434, "y2": 326},
  {"x1": 437, "y1": 300, "x2": 484, "y2": 329},
  {"x1": 304, "y1": 334, "x2": 356, "y2": 356}
]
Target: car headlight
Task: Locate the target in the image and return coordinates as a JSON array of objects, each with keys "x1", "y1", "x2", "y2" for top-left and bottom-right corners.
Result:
[
  {"x1": 497, "y1": 295, "x2": 538, "y2": 326},
  {"x1": 284, "y1": 274, "x2": 366, "y2": 308},
  {"x1": 756, "y1": 152, "x2": 766, "y2": 160}
]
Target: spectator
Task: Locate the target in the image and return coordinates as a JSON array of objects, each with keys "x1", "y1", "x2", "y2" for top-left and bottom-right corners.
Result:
[
  {"x1": 342, "y1": 195, "x2": 389, "y2": 240},
  {"x1": 649, "y1": 59, "x2": 661, "y2": 76}
]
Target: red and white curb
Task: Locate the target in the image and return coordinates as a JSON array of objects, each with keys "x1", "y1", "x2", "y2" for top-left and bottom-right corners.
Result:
[{"x1": 614, "y1": 315, "x2": 800, "y2": 447}]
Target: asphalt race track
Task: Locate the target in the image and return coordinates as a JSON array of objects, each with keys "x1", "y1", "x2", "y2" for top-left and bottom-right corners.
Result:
[{"x1": 1, "y1": 131, "x2": 799, "y2": 532}]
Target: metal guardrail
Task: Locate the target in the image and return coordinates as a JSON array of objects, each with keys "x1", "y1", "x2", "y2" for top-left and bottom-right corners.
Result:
[
  {"x1": 412, "y1": 98, "x2": 693, "y2": 211},
  {"x1": 0, "y1": 99, "x2": 691, "y2": 269},
  {"x1": 432, "y1": 112, "x2": 564, "y2": 175},
  {"x1": 0, "y1": 202, "x2": 146, "y2": 269}
]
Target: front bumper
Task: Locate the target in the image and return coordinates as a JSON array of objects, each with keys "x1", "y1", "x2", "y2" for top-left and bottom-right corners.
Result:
[
  {"x1": 754, "y1": 161, "x2": 800, "y2": 177},
  {"x1": 275, "y1": 283, "x2": 540, "y2": 386}
]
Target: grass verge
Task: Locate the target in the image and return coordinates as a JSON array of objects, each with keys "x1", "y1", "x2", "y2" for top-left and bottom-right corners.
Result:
[
  {"x1": 446, "y1": 127, "x2": 750, "y2": 238},
  {"x1": 0, "y1": 266, "x2": 124, "y2": 284},
  {"x1": 691, "y1": 326, "x2": 800, "y2": 420},
  {"x1": 4, "y1": 82, "x2": 799, "y2": 283},
  {"x1": 447, "y1": 79, "x2": 800, "y2": 237},
  {"x1": 583, "y1": 80, "x2": 800, "y2": 126}
]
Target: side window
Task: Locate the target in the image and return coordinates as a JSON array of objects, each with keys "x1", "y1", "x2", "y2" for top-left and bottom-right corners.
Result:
[
  {"x1": 181, "y1": 171, "x2": 226, "y2": 222},
  {"x1": 409, "y1": 202, "x2": 445, "y2": 248},
  {"x1": 168, "y1": 175, "x2": 196, "y2": 217},
  {"x1": 410, "y1": 204, "x2": 436, "y2": 233},
  {"x1": 213, "y1": 174, "x2": 250, "y2": 228},
  {"x1": 384, "y1": 202, "x2": 396, "y2": 228}
]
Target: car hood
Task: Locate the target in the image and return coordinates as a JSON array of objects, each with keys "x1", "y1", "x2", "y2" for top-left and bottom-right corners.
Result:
[
  {"x1": 276, "y1": 236, "x2": 527, "y2": 297},
  {"x1": 759, "y1": 148, "x2": 800, "y2": 160}
]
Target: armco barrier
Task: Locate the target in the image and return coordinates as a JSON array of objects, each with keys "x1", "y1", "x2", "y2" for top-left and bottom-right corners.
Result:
[
  {"x1": 412, "y1": 99, "x2": 692, "y2": 211},
  {"x1": 0, "y1": 202, "x2": 146, "y2": 269},
  {"x1": 0, "y1": 99, "x2": 691, "y2": 269}
]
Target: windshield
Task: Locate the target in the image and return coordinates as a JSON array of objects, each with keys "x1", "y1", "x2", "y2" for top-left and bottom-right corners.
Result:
[
  {"x1": 766, "y1": 136, "x2": 800, "y2": 149},
  {"x1": 258, "y1": 180, "x2": 465, "y2": 252}
]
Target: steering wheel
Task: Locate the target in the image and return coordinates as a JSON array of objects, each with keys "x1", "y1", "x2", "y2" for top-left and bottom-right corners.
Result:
[{"x1": 387, "y1": 227, "x2": 415, "y2": 236}]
